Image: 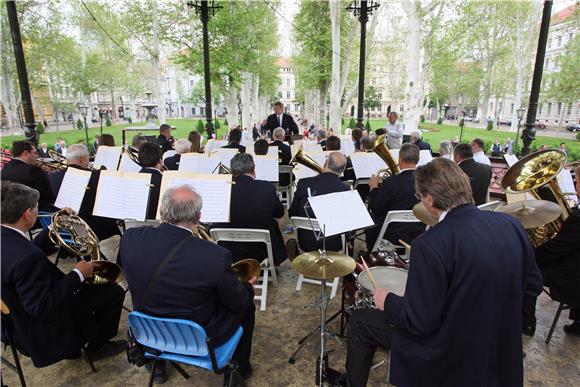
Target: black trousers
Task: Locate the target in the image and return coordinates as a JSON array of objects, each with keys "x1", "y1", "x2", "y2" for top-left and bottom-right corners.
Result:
[
  {"x1": 231, "y1": 303, "x2": 255, "y2": 374},
  {"x1": 346, "y1": 309, "x2": 392, "y2": 387},
  {"x1": 71, "y1": 283, "x2": 125, "y2": 350}
]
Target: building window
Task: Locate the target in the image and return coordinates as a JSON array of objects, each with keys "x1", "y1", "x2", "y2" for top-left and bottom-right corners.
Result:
[
  {"x1": 539, "y1": 104, "x2": 542, "y2": 114},
  {"x1": 547, "y1": 102, "x2": 552, "y2": 115},
  {"x1": 294, "y1": 104, "x2": 299, "y2": 111},
  {"x1": 286, "y1": 91, "x2": 291, "y2": 99},
  {"x1": 192, "y1": 107, "x2": 196, "y2": 115},
  {"x1": 548, "y1": 37, "x2": 552, "y2": 48},
  {"x1": 557, "y1": 35, "x2": 562, "y2": 47},
  {"x1": 399, "y1": 105, "x2": 404, "y2": 112},
  {"x1": 557, "y1": 102, "x2": 562, "y2": 115},
  {"x1": 285, "y1": 104, "x2": 290, "y2": 112},
  {"x1": 286, "y1": 78, "x2": 290, "y2": 86},
  {"x1": 511, "y1": 103, "x2": 514, "y2": 114},
  {"x1": 378, "y1": 106, "x2": 382, "y2": 112},
  {"x1": 567, "y1": 103, "x2": 572, "y2": 115}
]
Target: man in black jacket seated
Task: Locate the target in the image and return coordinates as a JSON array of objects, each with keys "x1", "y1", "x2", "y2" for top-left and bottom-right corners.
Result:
[
  {"x1": 221, "y1": 128, "x2": 246, "y2": 153},
  {"x1": 215, "y1": 153, "x2": 287, "y2": 266},
  {"x1": 365, "y1": 143, "x2": 425, "y2": 251},
  {"x1": 453, "y1": 143, "x2": 492, "y2": 205},
  {"x1": 289, "y1": 152, "x2": 350, "y2": 253},
  {"x1": 1, "y1": 140, "x2": 56, "y2": 212},
  {"x1": 120, "y1": 186, "x2": 256, "y2": 383},
  {"x1": 326, "y1": 136, "x2": 355, "y2": 182},
  {"x1": 522, "y1": 164, "x2": 580, "y2": 336},
  {"x1": 332, "y1": 159, "x2": 542, "y2": 387},
  {"x1": 409, "y1": 130, "x2": 432, "y2": 152},
  {"x1": 48, "y1": 144, "x2": 121, "y2": 241},
  {"x1": 138, "y1": 142, "x2": 164, "y2": 219},
  {"x1": 264, "y1": 101, "x2": 299, "y2": 140},
  {"x1": 163, "y1": 138, "x2": 191, "y2": 170},
  {"x1": 155, "y1": 124, "x2": 174, "y2": 153},
  {"x1": 0, "y1": 182, "x2": 126, "y2": 367},
  {"x1": 269, "y1": 127, "x2": 293, "y2": 187}
]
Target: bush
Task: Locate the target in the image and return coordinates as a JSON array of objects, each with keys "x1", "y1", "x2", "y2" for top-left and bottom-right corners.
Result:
[
  {"x1": 36, "y1": 122, "x2": 45, "y2": 134},
  {"x1": 127, "y1": 117, "x2": 132, "y2": 124},
  {"x1": 576, "y1": 132, "x2": 580, "y2": 141},
  {"x1": 196, "y1": 120, "x2": 205, "y2": 132},
  {"x1": 106, "y1": 118, "x2": 112, "y2": 127},
  {"x1": 341, "y1": 117, "x2": 344, "y2": 125},
  {"x1": 365, "y1": 120, "x2": 372, "y2": 131},
  {"x1": 224, "y1": 118, "x2": 228, "y2": 127},
  {"x1": 420, "y1": 115, "x2": 425, "y2": 123},
  {"x1": 348, "y1": 117, "x2": 356, "y2": 128},
  {"x1": 486, "y1": 121, "x2": 493, "y2": 131},
  {"x1": 76, "y1": 118, "x2": 83, "y2": 130},
  {"x1": 214, "y1": 119, "x2": 221, "y2": 129},
  {"x1": 437, "y1": 117, "x2": 443, "y2": 125}
]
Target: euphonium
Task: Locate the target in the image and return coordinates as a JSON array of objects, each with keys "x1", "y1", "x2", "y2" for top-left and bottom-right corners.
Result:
[
  {"x1": 501, "y1": 148, "x2": 572, "y2": 246},
  {"x1": 291, "y1": 148, "x2": 323, "y2": 174},
  {"x1": 192, "y1": 224, "x2": 213, "y2": 240},
  {"x1": 231, "y1": 258, "x2": 262, "y2": 282},
  {"x1": 48, "y1": 210, "x2": 123, "y2": 285},
  {"x1": 371, "y1": 134, "x2": 399, "y2": 180}
]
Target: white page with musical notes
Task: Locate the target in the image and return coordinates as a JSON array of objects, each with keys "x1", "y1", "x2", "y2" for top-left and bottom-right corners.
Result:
[
  {"x1": 93, "y1": 146, "x2": 122, "y2": 170},
  {"x1": 211, "y1": 149, "x2": 238, "y2": 169},
  {"x1": 117, "y1": 153, "x2": 141, "y2": 172},
  {"x1": 295, "y1": 152, "x2": 328, "y2": 180},
  {"x1": 254, "y1": 156, "x2": 279, "y2": 182},
  {"x1": 179, "y1": 153, "x2": 221, "y2": 174},
  {"x1": 308, "y1": 190, "x2": 373, "y2": 237},
  {"x1": 341, "y1": 139, "x2": 355, "y2": 156},
  {"x1": 350, "y1": 153, "x2": 387, "y2": 178},
  {"x1": 93, "y1": 171, "x2": 151, "y2": 221},
  {"x1": 54, "y1": 168, "x2": 92, "y2": 212},
  {"x1": 418, "y1": 150, "x2": 433, "y2": 166}
]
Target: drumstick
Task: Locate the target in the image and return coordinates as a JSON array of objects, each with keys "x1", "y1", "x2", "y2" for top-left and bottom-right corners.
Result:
[
  {"x1": 398, "y1": 239, "x2": 411, "y2": 250},
  {"x1": 360, "y1": 256, "x2": 378, "y2": 290}
]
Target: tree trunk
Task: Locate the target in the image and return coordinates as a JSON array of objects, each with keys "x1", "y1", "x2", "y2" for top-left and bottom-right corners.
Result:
[
  {"x1": 152, "y1": 0, "x2": 166, "y2": 124},
  {"x1": 240, "y1": 72, "x2": 252, "y2": 130},
  {"x1": 0, "y1": 8, "x2": 20, "y2": 133},
  {"x1": 224, "y1": 82, "x2": 238, "y2": 129},
  {"x1": 329, "y1": 0, "x2": 342, "y2": 132},
  {"x1": 402, "y1": 1, "x2": 422, "y2": 133},
  {"x1": 318, "y1": 83, "x2": 327, "y2": 128},
  {"x1": 251, "y1": 75, "x2": 261, "y2": 122},
  {"x1": 110, "y1": 90, "x2": 118, "y2": 120}
]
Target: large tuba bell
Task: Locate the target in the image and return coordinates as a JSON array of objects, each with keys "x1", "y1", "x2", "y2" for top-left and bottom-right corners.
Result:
[
  {"x1": 371, "y1": 134, "x2": 400, "y2": 180},
  {"x1": 48, "y1": 211, "x2": 123, "y2": 285},
  {"x1": 291, "y1": 148, "x2": 323, "y2": 174},
  {"x1": 500, "y1": 148, "x2": 572, "y2": 246},
  {"x1": 231, "y1": 258, "x2": 262, "y2": 282}
]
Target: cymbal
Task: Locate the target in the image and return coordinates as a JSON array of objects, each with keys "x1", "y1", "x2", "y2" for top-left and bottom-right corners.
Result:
[
  {"x1": 292, "y1": 251, "x2": 355, "y2": 280},
  {"x1": 496, "y1": 200, "x2": 562, "y2": 229},
  {"x1": 413, "y1": 202, "x2": 437, "y2": 226}
]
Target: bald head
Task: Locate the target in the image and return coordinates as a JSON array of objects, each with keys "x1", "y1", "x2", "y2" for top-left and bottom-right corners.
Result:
[
  {"x1": 324, "y1": 151, "x2": 347, "y2": 175},
  {"x1": 160, "y1": 185, "x2": 203, "y2": 227}
]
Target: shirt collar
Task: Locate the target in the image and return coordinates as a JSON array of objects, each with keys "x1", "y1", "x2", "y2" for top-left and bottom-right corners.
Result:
[
  {"x1": 438, "y1": 211, "x2": 448, "y2": 222},
  {"x1": 1, "y1": 225, "x2": 30, "y2": 240},
  {"x1": 399, "y1": 168, "x2": 415, "y2": 173},
  {"x1": 174, "y1": 225, "x2": 194, "y2": 235}
]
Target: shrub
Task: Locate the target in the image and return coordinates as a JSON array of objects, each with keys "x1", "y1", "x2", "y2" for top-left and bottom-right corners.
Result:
[
  {"x1": 127, "y1": 117, "x2": 132, "y2": 123},
  {"x1": 341, "y1": 117, "x2": 344, "y2": 125},
  {"x1": 196, "y1": 120, "x2": 205, "y2": 132},
  {"x1": 76, "y1": 118, "x2": 83, "y2": 130},
  {"x1": 36, "y1": 122, "x2": 45, "y2": 134},
  {"x1": 214, "y1": 119, "x2": 221, "y2": 129},
  {"x1": 486, "y1": 121, "x2": 493, "y2": 131},
  {"x1": 420, "y1": 115, "x2": 425, "y2": 123},
  {"x1": 365, "y1": 120, "x2": 371, "y2": 131},
  {"x1": 577, "y1": 132, "x2": 580, "y2": 141},
  {"x1": 437, "y1": 117, "x2": 443, "y2": 125},
  {"x1": 348, "y1": 117, "x2": 356, "y2": 128},
  {"x1": 105, "y1": 118, "x2": 112, "y2": 127},
  {"x1": 224, "y1": 118, "x2": 228, "y2": 127}
]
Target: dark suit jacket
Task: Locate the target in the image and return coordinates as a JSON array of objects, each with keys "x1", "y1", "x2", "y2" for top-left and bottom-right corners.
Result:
[
  {"x1": 215, "y1": 175, "x2": 286, "y2": 265},
  {"x1": 319, "y1": 140, "x2": 327, "y2": 151},
  {"x1": 265, "y1": 113, "x2": 299, "y2": 138},
  {"x1": 1, "y1": 159, "x2": 56, "y2": 212},
  {"x1": 366, "y1": 169, "x2": 425, "y2": 249},
  {"x1": 269, "y1": 140, "x2": 292, "y2": 187},
  {"x1": 139, "y1": 168, "x2": 162, "y2": 219},
  {"x1": 119, "y1": 223, "x2": 254, "y2": 344},
  {"x1": 415, "y1": 140, "x2": 432, "y2": 152},
  {"x1": 1, "y1": 227, "x2": 83, "y2": 367},
  {"x1": 163, "y1": 154, "x2": 181, "y2": 171},
  {"x1": 155, "y1": 135, "x2": 174, "y2": 153},
  {"x1": 458, "y1": 158, "x2": 492, "y2": 205},
  {"x1": 38, "y1": 148, "x2": 50, "y2": 158},
  {"x1": 383, "y1": 205, "x2": 542, "y2": 387},
  {"x1": 535, "y1": 208, "x2": 580, "y2": 306},
  {"x1": 221, "y1": 143, "x2": 246, "y2": 153},
  {"x1": 289, "y1": 173, "x2": 349, "y2": 252}
]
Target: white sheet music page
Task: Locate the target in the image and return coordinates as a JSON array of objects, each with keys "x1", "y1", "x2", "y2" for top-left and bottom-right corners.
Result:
[
  {"x1": 179, "y1": 153, "x2": 221, "y2": 174},
  {"x1": 254, "y1": 156, "x2": 279, "y2": 182},
  {"x1": 341, "y1": 139, "x2": 355, "y2": 156},
  {"x1": 557, "y1": 168, "x2": 578, "y2": 206},
  {"x1": 267, "y1": 147, "x2": 279, "y2": 157},
  {"x1": 308, "y1": 190, "x2": 374, "y2": 237},
  {"x1": 418, "y1": 150, "x2": 433, "y2": 166},
  {"x1": 93, "y1": 171, "x2": 151, "y2": 221},
  {"x1": 504, "y1": 154, "x2": 519, "y2": 167},
  {"x1": 118, "y1": 153, "x2": 141, "y2": 172},
  {"x1": 121, "y1": 173, "x2": 152, "y2": 221},
  {"x1": 93, "y1": 146, "x2": 122, "y2": 170},
  {"x1": 54, "y1": 168, "x2": 92, "y2": 212},
  {"x1": 211, "y1": 149, "x2": 238, "y2": 168},
  {"x1": 295, "y1": 152, "x2": 328, "y2": 180},
  {"x1": 350, "y1": 153, "x2": 387, "y2": 178}
]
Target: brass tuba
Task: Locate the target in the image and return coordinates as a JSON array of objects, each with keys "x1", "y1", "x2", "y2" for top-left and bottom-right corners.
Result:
[
  {"x1": 193, "y1": 224, "x2": 213, "y2": 240},
  {"x1": 231, "y1": 258, "x2": 262, "y2": 282},
  {"x1": 500, "y1": 149, "x2": 572, "y2": 246},
  {"x1": 371, "y1": 134, "x2": 399, "y2": 181},
  {"x1": 291, "y1": 148, "x2": 323, "y2": 174},
  {"x1": 48, "y1": 210, "x2": 123, "y2": 285}
]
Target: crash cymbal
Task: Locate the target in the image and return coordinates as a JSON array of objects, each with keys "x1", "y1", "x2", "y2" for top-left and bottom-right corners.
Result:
[
  {"x1": 413, "y1": 202, "x2": 437, "y2": 226},
  {"x1": 496, "y1": 200, "x2": 562, "y2": 229},
  {"x1": 292, "y1": 251, "x2": 355, "y2": 280}
]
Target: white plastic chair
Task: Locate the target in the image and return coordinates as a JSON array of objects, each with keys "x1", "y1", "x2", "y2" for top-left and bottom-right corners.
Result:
[
  {"x1": 290, "y1": 217, "x2": 346, "y2": 299},
  {"x1": 209, "y1": 228, "x2": 277, "y2": 311},
  {"x1": 478, "y1": 200, "x2": 502, "y2": 211},
  {"x1": 277, "y1": 165, "x2": 294, "y2": 209},
  {"x1": 371, "y1": 210, "x2": 422, "y2": 253},
  {"x1": 122, "y1": 219, "x2": 161, "y2": 233}
]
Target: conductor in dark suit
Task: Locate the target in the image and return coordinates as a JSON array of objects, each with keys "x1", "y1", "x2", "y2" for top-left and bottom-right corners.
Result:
[
  {"x1": 0, "y1": 182, "x2": 126, "y2": 367},
  {"x1": 334, "y1": 158, "x2": 542, "y2": 387},
  {"x1": 269, "y1": 127, "x2": 293, "y2": 187},
  {"x1": 120, "y1": 186, "x2": 256, "y2": 383},
  {"x1": 289, "y1": 152, "x2": 350, "y2": 252},
  {"x1": 265, "y1": 101, "x2": 299, "y2": 140},
  {"x1": 453, "y1": 143, "x2": 492, "y2": 205},
  {"x1": 215, "y1": 153, "x2": 287, "y2": 266},
  {"x1": 138, "y1": 142, "x2": 164, "y2": 219},
  {"x1": 155, "y1": 124, "x2": 174, "y2": 153},
  {"x1": 221, "y1": 128, "x2": 246, "y2": 153},
  {"x1": 365, "y1": 143, "x2": 425, "y2": 251},
  {"x1": 1, "y1": 140, "x2": 56, "y2": 212}
]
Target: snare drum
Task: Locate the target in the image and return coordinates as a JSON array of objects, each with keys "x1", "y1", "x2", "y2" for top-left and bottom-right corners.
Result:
[{"x1": 355, "y1": 266, "x2": 408, "y2": 309}]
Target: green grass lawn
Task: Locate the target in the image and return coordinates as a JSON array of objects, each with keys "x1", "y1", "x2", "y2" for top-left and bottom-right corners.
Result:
[{"x1": 2, "y1": 118, "x2": 579, "y2": 161}]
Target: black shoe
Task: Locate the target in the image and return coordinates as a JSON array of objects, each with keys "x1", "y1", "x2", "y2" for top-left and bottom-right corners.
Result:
[
  {"x1": 85, "y1": 340, "x2": 127, "y2": 362},
  {"x1": 146, "y1": 360, "x2": 168, "y2": 384},
  {"x1": 286, "y1": 238, "x2": 298, "y2": 261},
  {"x1": 325, "y1": 368, "x2": 348, "y2": 387},
  {"x1": 563, "y1": 320, "x2": 580, "y2": 336},
  {"x1": 522, "y1": 324, "x2": 536, "y2": 337},
  {"x1": 224, "y1": 364, "x2": 252, "y2": 387}
]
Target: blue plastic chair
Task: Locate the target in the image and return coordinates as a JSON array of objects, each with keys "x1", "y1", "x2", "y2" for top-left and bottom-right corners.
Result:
[
  {"x1": 37, "y1": 212, "x2": 77, "y2": 267},
  {"x1": 127, "y1": 311, "x2": 244, "y2": 387}
]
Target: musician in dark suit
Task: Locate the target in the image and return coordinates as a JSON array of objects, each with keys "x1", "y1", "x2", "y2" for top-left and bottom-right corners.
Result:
[
  {"x1": 326, "y1": 136, "x2": 355, "y2": 182},
  {"x1": 155, "y1": 124, "x2": 174, "y2": 153},
  {"x1": 453, "y1": 143, "x2": 492, "y2": 205},
  {"x1": 269, "y1": 127, "x2": 293, "y2": 187},
  {"x1": 38, "y1": 143, "x2": 50, "y2": 158},
  {"x1": 163, "y1": 139, "x2": 191, "y2": 171},
  {"x1": 130, "y1": 134, "x2": 147, "y2": 154},
  {"x1": 317, "y1": 129, "x2": 328, "y2": 151},
  {"x1": 522, "y1": 165, "x2": 580, "y2": 336},
  {"x1": 138, "y1": 142, "x2": 163, "y2": 219},
  {"x1": 120, "y1": 186, "x2": 256, "y2": 383},
  {"x1": 48, "y1": 144, "x2": 121, "y2": 241},
  {"x1": 289, "y1": 152, "x2": 349, "y2": 252},
  {"x1": 221, "y1": 128, "x2": 246, "y2": 153},
  {"x1": 409, "y1": 130, "x2": 432, "y2": 152},
  {"x1": 215, "y1": 153, "x2": 287, "y2": 265},
  {"x1": 265, "y1": 101, "x2": 299, "y2": 140},
  {"x1": 365, "y1": 143, "x2": 425, "y2": 251},
  {"x1": 1, "y1": 140, "x2": 56, "y2": 212},
  {"x1": 334, "y1": 158, "x2": 542, "y2": 387},
  {"x1": 0, "y1": 182, "x2": 126, "y2": 367}
]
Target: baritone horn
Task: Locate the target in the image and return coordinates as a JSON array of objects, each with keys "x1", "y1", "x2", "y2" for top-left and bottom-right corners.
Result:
[
  {"x1": 291, "y1": 148, "x2": 323, "y2": 174},
  {"x1": 231, "y1": 258, "x2": 262, "y2": 282},
  {"x1": 371, "y1": 134, "x2": 399, "y2": 180}
]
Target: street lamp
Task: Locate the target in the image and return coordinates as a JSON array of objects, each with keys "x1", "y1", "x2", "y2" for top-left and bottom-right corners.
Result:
[
  {"x1": 78, "y1": 103, "x2": 90, "y2": 149},
  {"x1": 515, "y1": 107, "x2": 526, "y2": 155}
]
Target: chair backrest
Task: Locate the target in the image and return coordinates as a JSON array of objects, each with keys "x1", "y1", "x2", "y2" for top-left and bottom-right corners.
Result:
[
  {"x1": 371, "y1": 210, "x2": 422, "y2": 253},
  {"x1": 162, "y1": 150, "x2": 176, "y2": 161},
  {"x1": 124, "y1": 219, "x2": 161, "y2": 230},
  {"x1": 478, "y1": 200, "x2": 502, "y2": 211},
  {"x1": 37, "y1": 212, "x2": 53, "y2": 231},
  {"x1": 128, "y1": 311, "x2": 209, "y2": 356},
  {"x1": 209, "y1": 228, "x2": 274, "y2": 261}
]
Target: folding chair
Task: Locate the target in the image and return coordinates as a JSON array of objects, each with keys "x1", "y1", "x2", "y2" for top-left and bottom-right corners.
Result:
[
  {"x1": 371, "y1": 210, "x2": 422, "y2": 254},
  {"x1": 1, "y1": 300, "x2": 26, "y2": 387},
  {"x1": 290, "y1": 217, "x2": 346, "y2": 299},
  {"x1": 277, "y1": 165, "x2": 294, "y2": 209},
  {"x1": 477, "y1": 200, "x2": 502, "y2": 211},
  {"x1": 209, "y1": 229, "x2": 277, "y2": 311},
  {"x1": 121, "y1": 219, "x2": 162, "y2": 233},
  {"x1": 128, "y1": 312, "x2": 244, "y2": 387},
  {"x1": 543, "y1": 288, "x2": 573, "y2": 344}
]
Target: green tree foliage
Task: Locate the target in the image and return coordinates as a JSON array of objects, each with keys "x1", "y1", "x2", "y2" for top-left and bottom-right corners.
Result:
[
  {"x1": 36, "y1": 122, "x2": 45, "y2": 134},
  {"x1": 364, "y1": 85, "x2": 381, "y2": 112},
  {"x1": 546, "y1": 33, "x2": 580, "y2": 107},
  {"x1": 214, "y1": 119, "x2": 221, "y2": 130},
  {"x1": 348, "y1": 117, "x2": 356, "y2": 128}
]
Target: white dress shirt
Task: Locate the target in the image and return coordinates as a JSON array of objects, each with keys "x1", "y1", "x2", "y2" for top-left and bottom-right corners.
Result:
[
  {"x1": 473, "y1": 151, "x2": 491, "y2": 166},
  {"x1": 386, "y1": 121, "x2": 404, "y2": 149}
]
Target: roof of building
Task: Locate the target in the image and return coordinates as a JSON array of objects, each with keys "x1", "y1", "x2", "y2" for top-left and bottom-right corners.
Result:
[
  {"x1": 551, "y1": 4, "x2": 577, "y2": 26},
  {"x1": 276, "y1": 57, "x2": 292, "y2": 67}
]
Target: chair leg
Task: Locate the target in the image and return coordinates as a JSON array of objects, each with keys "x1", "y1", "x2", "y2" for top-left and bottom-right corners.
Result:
[
  {"x1": 296, "y1": 274, "x2": 304, "y2": 291},
  {"x1": 4, "y1": 328, "x2": 26, "y2": 387},
  {"x1": 330, "y1": 277, "x2": 339, "y2": 299},
  {"x1": 545, "y1": 303, "x2": 565, "y2": 344},
  {"x1": 147, "y1": 360, "x2": 157, "y2": 387},
  {"x1": 260, "y1": 265, "x2": 269, "y2": 311},
  {"x1": 170, "y1": 362, "x2": 190, "y2": 380},
  {"x1": 83, "y1": 346, "x2": 97, "y2": 373}
]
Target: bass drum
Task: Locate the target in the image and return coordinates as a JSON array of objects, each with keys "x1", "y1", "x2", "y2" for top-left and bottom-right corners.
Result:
[{"x1": 355, "y1": 266, "x2": 408, "y2": 309}]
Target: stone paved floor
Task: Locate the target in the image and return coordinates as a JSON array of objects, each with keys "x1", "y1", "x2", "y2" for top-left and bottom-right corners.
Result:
[{"x1": 2, "y1": 232, "x2": 579, "y2": 387}]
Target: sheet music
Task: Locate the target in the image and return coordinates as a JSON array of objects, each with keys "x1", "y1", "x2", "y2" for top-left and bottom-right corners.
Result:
[
  {"x1": 117, "y1": 153, "x2": 141, "y2": 172},
  {"x1": 290, "y1": 144, "x2": 301, "y2": 158},
  {"x1": 93, "y1": 171, "x2": 151, "y2": 221},
  {"x1": 340, "y1": 139, "x2": 355, "y2": 156},
  {"x1": 179, "y1": 153, "x2": 221, "y2": 174},
  {"x1": 93, "y1": 146, "x2": 122, "y2": 170},
  {"x1": 308, "y1": 190, "x2": 374, "y2": 237},
  {"x1": 54, "y1": 168, "x2": 92, "y2": 212},
  {"x1": 557, "y1": 168, "x2": 578, "y2": 205},
  {"x1": 303, "y1": 142, "x2": 323, "y2": 153},
  {"x1": 504, "y1": 154, "x2": 519, "y2": 167},
  {"x1": 267, "y1": 147, "x2": 279, "y2": 157},
  {"x1": 211, "y1": 149, "x2": 238, "y2": 168},
  {"x1": 159, "y1": 172, "x2": 232, "y2": 223},
  {"x1": 254, "y1": 156, "x2": 279, "y2": 182},
  {"x1": 205, "y1": 139, "x2": 228, "y2": 153},
  {"x1": 295, "y1": 152, "x2": 328, "y2": 180},
  {"x1": 350, "y1": 153, "x2": 387, "y2": 178},
  {"x1": 418, "y1": 150, "x2": 433, "y2": 166}
]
